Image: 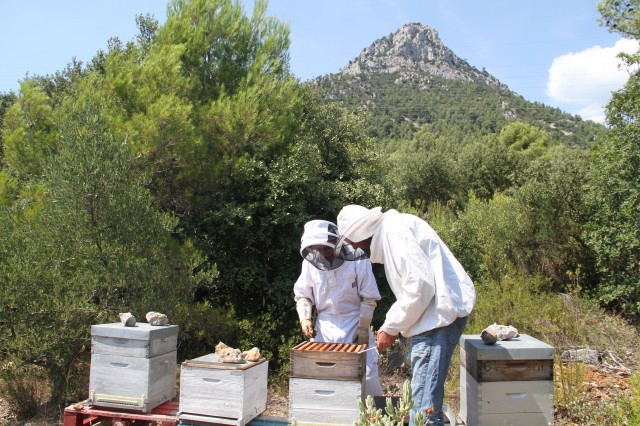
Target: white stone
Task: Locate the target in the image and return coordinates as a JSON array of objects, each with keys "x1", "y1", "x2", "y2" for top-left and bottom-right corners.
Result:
[
  {"x1": 145, "y1": 311, "x2": 169, "y2": 326},
  {"x1": 243, "y1": 347, "x2": 261, "y2": 362}
]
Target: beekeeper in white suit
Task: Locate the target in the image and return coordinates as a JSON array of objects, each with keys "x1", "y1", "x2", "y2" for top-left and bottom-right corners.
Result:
[
  {"x1": 336, "y1": 205, "x2": 476, "y2": 426},
  {"x1": 294, "y1": 219, "x2": 384, "y2": 397}
]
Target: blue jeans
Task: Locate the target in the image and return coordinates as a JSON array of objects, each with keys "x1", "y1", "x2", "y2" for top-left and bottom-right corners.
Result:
[{"x1": 409, "y1": 316, "x2": 468, "y2": 426}]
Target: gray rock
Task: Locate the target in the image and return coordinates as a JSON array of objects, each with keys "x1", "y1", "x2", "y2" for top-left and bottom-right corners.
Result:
[
  {"x1": 118, "y1": 312, "x2": 136, "y2": 327},
  {"x1": 218, "y1": 349, "x2": 245, "y2": 363},
  {"x1": 481, "y1": 323, "x2": 519, "y2": 345},
  {"x1": 561, "y1": 348, "x2": 600, "y2": 365}
]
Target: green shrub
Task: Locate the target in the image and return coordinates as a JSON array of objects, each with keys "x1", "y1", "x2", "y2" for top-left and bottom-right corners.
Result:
[
  {"x1": 172, "y1": 301, "x2": 239, "y2": 362},
  {"x1": 439, "y1": 193, "x2": 526, "y2": 282},
  {"x1": 354, "y1": 380, "x2": 429, "y2": 426}
]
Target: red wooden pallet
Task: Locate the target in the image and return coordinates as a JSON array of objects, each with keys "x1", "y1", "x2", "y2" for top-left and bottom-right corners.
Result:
[{"x1": 63, "y1": 398, "x2": 179, "y2": 426}]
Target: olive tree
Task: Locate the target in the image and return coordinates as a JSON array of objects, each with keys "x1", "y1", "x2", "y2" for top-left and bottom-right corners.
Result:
[{"x1": 0, "y1": 99, "x2": 202, "y2": 408}]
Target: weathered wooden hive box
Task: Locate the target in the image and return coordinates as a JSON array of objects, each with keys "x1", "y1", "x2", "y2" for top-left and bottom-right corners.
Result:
[
  {"x1": 88, "y1": 322, "x2": 178, "y2": 413},
  {"x1": 289, "y1": 341, "x2": 367, "y2": 425},
  {"x1": 459, "y1": 334, "x2": 555, "y2": 426},
  {"x1": 178, "y1": 354, "x2": 268, "y2": 426}
]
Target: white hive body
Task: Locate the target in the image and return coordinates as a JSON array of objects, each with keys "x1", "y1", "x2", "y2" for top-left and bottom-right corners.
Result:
[
  {"x1": 178, "y1": 354, "x2": 268, "y2": 426},
  {"x1": 88, "y1": 323, "x2": 179, "y2": 412}
]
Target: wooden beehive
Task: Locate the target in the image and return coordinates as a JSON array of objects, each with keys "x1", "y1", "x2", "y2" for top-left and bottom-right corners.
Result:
[
  {"x1": 289, "y1": 342, "x2": 366, "y2": 425},
  {"x1": 290, "y1": 341, "x2": 367, "y2": 380},
  {"x1": 89, "y1": 323, "x2": 179, "y2": 412},
  {"x1": 179, "y1": 355, "x2": 268, "y2": 426},
  {"x1": 459, "y1": 334, "x2": 555, "y2": 426}
]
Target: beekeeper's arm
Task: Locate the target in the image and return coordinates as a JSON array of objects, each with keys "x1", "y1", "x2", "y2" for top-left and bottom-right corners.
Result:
[
  {"x1": 355, "y1": 259, "x2": 381, "y2": 344},
  {"x1": 296, "y1": 297, "x2": 315, "y2": 338},
  {"x1": 294, "y1": 261, "x2": 316, "y2": 339},
  {"x1": 378, "y1": 223, "x2": 435, "y2": 348},
  {"x1": 356, "y1": 298, "x2": 376, "y2": 344}
]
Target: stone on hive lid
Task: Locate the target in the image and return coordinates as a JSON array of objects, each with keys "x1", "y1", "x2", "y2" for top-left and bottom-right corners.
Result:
[
  {"x1": 146, "y1": 311, "x2": 169, "y2": 326},
  {"x1": 215, "y1": 341, "x2": 246, "y2": 363},
  {"x1": 118, "y1": 312, "x2": 137, "y2": 327},
  {"x1": 243, "y1": 347, "x2": 261, "y2": 362},
  {"x1": 480, "y1": 323, "x2": 519, "y2": 345}
]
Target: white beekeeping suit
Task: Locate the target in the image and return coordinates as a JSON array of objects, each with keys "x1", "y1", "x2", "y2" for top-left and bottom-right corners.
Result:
[
  {"x1": 336, "y1": 205, "x2": 476, "y2": 426},
  {"x1": 294, "y1": 220, "x2": 384, "y2": 397},
  {"x1": 335, "y1": 206, "x2": 476, "y2": 337}
]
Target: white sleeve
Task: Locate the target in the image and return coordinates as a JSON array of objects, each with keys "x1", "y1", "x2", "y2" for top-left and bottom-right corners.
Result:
[
  {"x1": 293, "y1": 260, "x2": 316, "y2": 305},
  {"x1": 355, "y1": 259, "x2": 381, "y2": 301},
  {"x1": 380, "y1": 222, "x2": 435, "y2": 336}
]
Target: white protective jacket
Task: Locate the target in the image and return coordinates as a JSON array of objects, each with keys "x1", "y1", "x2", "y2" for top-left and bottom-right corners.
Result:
[
  {"x1": 338, "y1": 207, "x2": 476, "y2": 338},
  {"x1": 294, "y1": 258, "x2": 381, "y2": 342}
]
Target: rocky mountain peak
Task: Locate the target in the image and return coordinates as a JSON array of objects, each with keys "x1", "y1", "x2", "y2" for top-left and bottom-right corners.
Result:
[{"x1": 339, "y1": 23, "x2": 508, "y2": 90}]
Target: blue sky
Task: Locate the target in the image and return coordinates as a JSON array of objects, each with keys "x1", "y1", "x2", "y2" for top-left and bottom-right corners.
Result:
[{"x1": 1, "y1": 0, "x2": 636, "y2": 123}]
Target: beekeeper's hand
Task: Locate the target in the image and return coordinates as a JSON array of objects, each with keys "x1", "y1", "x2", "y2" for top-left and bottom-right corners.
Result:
[
  {"x1": 356, "y1": 326, "x2": 369, "y2": 344},
  {"x1": 300, "y1": 319, "x2": 315, "y2": 338},
  {"x1": 376, "y1": 330, "x2": 397, "y2": 352},
  {"x1": 296, "y1": 297, "x2": 315, "y2": 339}
]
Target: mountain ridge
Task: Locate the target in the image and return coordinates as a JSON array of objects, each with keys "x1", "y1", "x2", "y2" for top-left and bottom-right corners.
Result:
[{"x1": 338, "y1": 23, "x2": 509, "y2": 91}]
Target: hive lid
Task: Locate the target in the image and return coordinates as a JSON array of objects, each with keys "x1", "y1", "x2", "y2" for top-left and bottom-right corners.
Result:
[
  {"x1": 460, "y1": 334, "x2": 554, "y2": 360},
  {"x1": 91, "y1": 322, "x2": 179, "y2": 340},
  {"x1": 182, "y1": 353, "x2": 266, "y2": 370}
]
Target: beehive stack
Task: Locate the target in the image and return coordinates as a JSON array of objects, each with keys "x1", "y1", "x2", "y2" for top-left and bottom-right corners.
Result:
[
  {"x1": 459, "y1": 334, "x2": 555, "y2": 425},
  {"x1": 88, "y1": 323, "x2": 179, "y2": 412},
  {"x1": 289, "y1": 341, "x2": 367, "y2": 425}
]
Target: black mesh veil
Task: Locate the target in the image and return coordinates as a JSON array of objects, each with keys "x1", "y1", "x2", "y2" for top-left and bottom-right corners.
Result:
[{"x1": 300, "y1": 221, "x2": 369, "y2": 271}]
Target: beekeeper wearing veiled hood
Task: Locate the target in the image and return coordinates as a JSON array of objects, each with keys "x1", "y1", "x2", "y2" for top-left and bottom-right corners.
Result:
[
  {"x1": 336, "y1": 205, "x2": 476, "y2": 426},
  {"x1": 294, "y1": 219, "x2": 384, "y2": 397}
]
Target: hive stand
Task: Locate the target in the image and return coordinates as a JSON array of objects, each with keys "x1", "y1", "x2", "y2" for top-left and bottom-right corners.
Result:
[{"x1": 63, "y1": 398, "x2": 179, "y2": 426}]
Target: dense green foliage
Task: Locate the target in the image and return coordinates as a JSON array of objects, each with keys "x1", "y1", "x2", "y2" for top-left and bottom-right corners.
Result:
[
  {"x1": 0, "y1": 91, "x2": 17, "y2": 158},
  {"x1": 0, "y1": 98, "x2": 203, "y2": 405},
  {"x1": 0, "y1": 0, "x2": 639, "y2": 418},
  {"x1": 581, "y1": 0, "x2": 640, "y2": 316},
  {"x1": 583, "y1": 52, "x2": 640, "y2": 315},
  {"x1": 0, "y1": 0, "x2": 386, "y2": 409}
]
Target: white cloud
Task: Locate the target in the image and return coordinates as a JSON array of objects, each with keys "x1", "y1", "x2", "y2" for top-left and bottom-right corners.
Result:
[{"x1": 546, "y1": 38, "x2": 639, "y2": 123}]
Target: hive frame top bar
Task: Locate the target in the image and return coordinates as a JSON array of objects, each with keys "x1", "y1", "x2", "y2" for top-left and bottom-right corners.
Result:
[{"x1": 291, "y1": 341, "x2": 367, "y2": 353}]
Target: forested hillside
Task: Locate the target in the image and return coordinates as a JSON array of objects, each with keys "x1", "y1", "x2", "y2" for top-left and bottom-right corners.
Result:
[
  {"x1": 0, "y1": 0, "x2": 638, "y2": 423},
  {"x1": 314, "y1": 72, "x2": 606, "y2": 143}
]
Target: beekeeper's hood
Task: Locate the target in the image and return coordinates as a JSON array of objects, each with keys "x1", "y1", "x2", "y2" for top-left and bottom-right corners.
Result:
[
  {"x1": 300, "y1": 220, "x2": 367, "y2": 271},
  {"x1": 335, "y1": 205, "x2": 384, "y2": 255}
]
